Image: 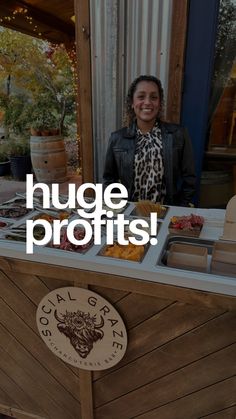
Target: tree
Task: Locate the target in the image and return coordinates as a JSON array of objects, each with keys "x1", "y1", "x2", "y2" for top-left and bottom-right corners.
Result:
[{"x1": 0, "y1": 27, "x2": 76, "y2": 136}]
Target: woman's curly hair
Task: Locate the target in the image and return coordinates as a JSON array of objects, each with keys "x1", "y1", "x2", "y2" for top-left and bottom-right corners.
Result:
[{"x1": 124, "y1": 75, "x2": 164, "y2": 126}]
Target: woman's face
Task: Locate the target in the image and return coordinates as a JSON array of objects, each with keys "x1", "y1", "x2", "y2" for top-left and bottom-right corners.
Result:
[{"x1": 132, "y1": 81, "x2": 161, "y2": 129}]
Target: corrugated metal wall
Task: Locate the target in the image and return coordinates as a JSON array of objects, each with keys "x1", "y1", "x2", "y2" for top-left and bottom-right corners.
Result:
[
  {"x1": 125, "y1": 0, "x2": 173, "y2": 95},
  {"x1": 90, "y1": 0, "x2": 173, "y2": 181}
]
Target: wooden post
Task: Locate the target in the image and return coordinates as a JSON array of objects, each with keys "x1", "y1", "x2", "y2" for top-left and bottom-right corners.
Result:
[
  {"x1": 74, "y1": 0, "x2": 94, "y2": 183},
  {"x1": 75, "y1": 281, "x2": 94, "y2": 419},
  {"x1": 166, "y1": 0, "x2": 189, "y2": 123},
  {"x1": 79, "y1": 370, "x2": 94, "y2": 419}
]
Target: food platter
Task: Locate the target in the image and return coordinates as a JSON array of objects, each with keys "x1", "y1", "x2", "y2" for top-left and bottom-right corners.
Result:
[
  {"x1": 168, "y1": 214, "x2": 204, "y2": 237},
  {"x1": 131, "y1": 200, "x2": 168, "y2": 219},
  {"x1": 48, "y1": 226, "x2": 94, "y2": 253},
  {"x1": 97, "y1": 241, "x2": 149, "y2": 263}
]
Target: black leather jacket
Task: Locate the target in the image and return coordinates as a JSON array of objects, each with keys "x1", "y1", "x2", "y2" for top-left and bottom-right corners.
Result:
[{"x1": 103, "y1": 121, "x2": 196, "y2": 206}]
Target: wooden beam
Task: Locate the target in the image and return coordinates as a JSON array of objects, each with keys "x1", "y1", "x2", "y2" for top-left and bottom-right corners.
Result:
[
  {"x1": 74, "y1": 0, "x2": 94, "y2": 183},
  {"x1": 166, "y1": 0, "x2": 189, "y2": 123},
  {"x1": 1, "y1": 257, "x2": 236, "y2": 311},
  {"x1": 0, "y1": 0, "x2": 74, "y2": 43}
]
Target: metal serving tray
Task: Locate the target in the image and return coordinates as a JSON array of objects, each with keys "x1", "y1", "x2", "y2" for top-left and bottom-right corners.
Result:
[
  {"x1": 97, "y1": 240, "x2": 150, "y2": 263},
  {"x1": 0, "y1": 203, "x2": 32, "y2": 220},
  {"x1": 130, "y1": 205, "x2": 169, "y2": 220},
  {"x1": 159, "y1": 236, "x2": 236, "y2": 279},
  {"x1": 157, "y1": 235, "x2": 215, "y2": 274}
]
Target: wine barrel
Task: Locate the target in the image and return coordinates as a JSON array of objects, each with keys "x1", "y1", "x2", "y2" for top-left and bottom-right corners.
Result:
[
  {"x1": 30, "y1": 135, "x2": 67, "y2": 183},
  {"x1": 199, "y1": 170, "x2": 234, "y2": 208}
]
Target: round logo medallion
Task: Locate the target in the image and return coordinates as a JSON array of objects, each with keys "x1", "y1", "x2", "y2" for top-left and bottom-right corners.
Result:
[{"x1": 36, "y1": 287, "x2": 127, "y2": 370}]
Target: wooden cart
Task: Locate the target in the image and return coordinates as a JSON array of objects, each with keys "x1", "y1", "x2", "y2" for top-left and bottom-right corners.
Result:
[{"x1": 0, "y1": 205, "x2": 235, "y2": 419}]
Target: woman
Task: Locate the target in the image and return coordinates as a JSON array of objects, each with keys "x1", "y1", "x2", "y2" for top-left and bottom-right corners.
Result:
[{"x1": 103, "y1": 75, "x2": 196, "y2": 206}]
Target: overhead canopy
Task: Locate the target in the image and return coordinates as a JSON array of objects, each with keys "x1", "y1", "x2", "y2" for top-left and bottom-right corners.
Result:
[{"x1": 0, "y1": 0, "x2": 75, "y2": 44}]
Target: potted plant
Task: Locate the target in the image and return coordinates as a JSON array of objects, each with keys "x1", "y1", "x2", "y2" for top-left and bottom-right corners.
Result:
[
  {"x1": 7, "y1": 137, "x2": 32, "y2": 181},
  {"x1": 0, "y1": 142, "x2": 11, "y2": 176},
  {"x1": 30, "y1": 110, "x2": 60, "y2": 137}
]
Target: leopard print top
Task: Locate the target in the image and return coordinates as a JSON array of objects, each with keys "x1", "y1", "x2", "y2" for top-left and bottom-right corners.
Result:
[{"x1": 133, "y1": 122, "x2": 166, "y2": 203}]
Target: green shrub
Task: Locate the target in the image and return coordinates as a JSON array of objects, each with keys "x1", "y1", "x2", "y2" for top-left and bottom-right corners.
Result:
[{"x1": 7, "y1": 137, "x2": 30, "y2": 157}]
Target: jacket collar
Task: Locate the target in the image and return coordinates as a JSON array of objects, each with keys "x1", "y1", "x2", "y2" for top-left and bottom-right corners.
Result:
[
  {"x1": 124, "y1": 121, "x2": 136, "y2": 138},
  {"x1": 124, "y1": 119, "x2": 179, "y2": 138}
]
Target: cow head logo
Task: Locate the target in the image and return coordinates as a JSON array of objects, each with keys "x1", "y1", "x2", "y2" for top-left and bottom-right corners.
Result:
[
  {"x1": 54, "y1": 309, "x2": 104, "y2": 358},
  {"x1": 37, "y1": 288, "x2": 127, "y2": 370}
]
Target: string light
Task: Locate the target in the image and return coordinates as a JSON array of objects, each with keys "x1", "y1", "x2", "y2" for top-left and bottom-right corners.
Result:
[
  {"x1": 13, "y1": 7, "x2": 28, "y2": 15},
  {"x1": 1, "y1": 7, "x2": 43, "y2": 37}
]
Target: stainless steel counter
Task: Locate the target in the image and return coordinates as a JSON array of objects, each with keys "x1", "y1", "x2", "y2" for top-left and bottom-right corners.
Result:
[{"x1": 0, "y1": 203, "x2": 235, "y2": 296}]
